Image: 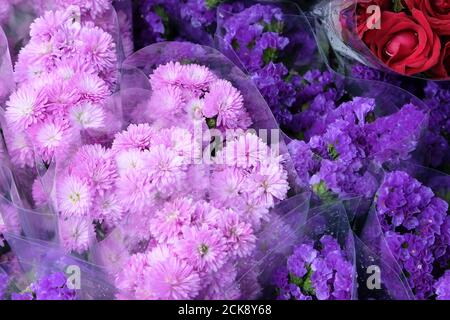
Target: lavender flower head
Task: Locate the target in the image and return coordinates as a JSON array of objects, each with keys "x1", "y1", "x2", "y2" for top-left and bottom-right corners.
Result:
[{"x1": 272, "y1": 235, "x2": 354, "y2": 300}]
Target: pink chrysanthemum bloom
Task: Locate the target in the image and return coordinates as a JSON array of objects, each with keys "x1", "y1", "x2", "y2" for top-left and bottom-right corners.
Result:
[
  {"x1": 3, "y1": 130, "x2": 35, "y2": 168},
  {"x1": 55, "y1": 0, "x2": 111, "y2": 20},
  {"x1": 145, "y1": 144, "x2": 186, "y2": 193},
  {"x1": 29, "y1": 118, "x2": 73, "y2": 163},
  {"x1": 59, "y1": 215, "x2": 93, "y2": 253},
  {"x1": 190, "y1": 201, "x2": 222, "y2": 228},
  {"x1": 91, "y1": 192, "x2": 124, "y2": 226},
  {"x1": 70, "y1": 144, "x2": 117, "y2": 196},
  {"x1": 174, "y1": 225, "x2": 228, "y2": 273},
  {"x1": 218, "y1": 133, "x2": 269, "y2": 169},
  {"x1": 44, "y1": 77, "x2": 80, "y2": 112},
  {"x1": 5, "y1": 84, "x2": 47, "y2": 130},
  {"x1": 203, "y1": 79, "x2": 249, "y2": 129},
  {"x1": 77, "y1": 26, "x2": 116, "y2": 75},
  {"x1": 199, "y1": 262, "x2": 240, "y2": 300},
  {"x1": 209, "y1": 167, "x2": 244, "y2": 206},
  {"x1": 32, "y1": 179, "x2": 49, "y2": 207},
  {"x1": 69, "y1": 102, "x2": 105, "y2": 129},
  {"x1": 180, "y1": 63, "x2": 216, "y2": 91},
  {"x1": 137, "y1": 255, "x2": 201, "y2": 300},
  {"x1": 112, "y1": 123, "x2": 154, "y2": 152},
  {"x1": 75, "y1": 72, "x2": 110, "y2": 103},
  {"x1": 246, "y1": 159, "x2": 289, "y2": 207},
  {"x1": 147, "y1": 86, "x2": 184, "y2": 120},
  {"x1": 115, "y1": 149, "x2": 147, "y2": 174},
  {"x1": 115, "y1": 252, "x2": 151, "y2": 296},
  {"x1": 57, "y1": 175, "x2": 92, "y2": 217},
  {"x1": 115, "y1": 170, "x2": 155, "y2": 212},
  {"x1": 149, "y1": 61, "x2": 185, "y2": 90},
  {"x1": 29, "y1": 8, "x2": 71, "y2": 41},
  {"x1": 219, "y1": 210, "x2": 256, "y2": 258},
  {"x1": 168, "y1": 128, "x2": 194, "y2": 161},
  {"x1": 234, "y1": 193, "x2": 270, "y2": 230},
  {"x1": 149, "y1": 197, "x2": 195, "y2": 244},
  {"x1": 185, "y1": 98, "x2": 205, "y2": 121}
]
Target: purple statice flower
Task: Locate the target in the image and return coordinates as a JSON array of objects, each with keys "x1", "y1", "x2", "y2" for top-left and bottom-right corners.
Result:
[
  {"x1": 376, "y1": 171, "x2": 450, "y2": 299},
  {"x1": 221, "y1": 4, "x2": 289, "y2": 73},
  {"x1": 422, "y1": 82, "x2": 450, "y2": 169},
  {"x1": 435, "y1": 271, "x2": 450, "y2": 300},
  {"x1": 288, "y1": 96, "x2": 426, "y2": 199},
  {"x1": 251, "y1": 62, "x2": 298, "y2": 126},
  {"x1": 272, "y1": 235, "x2": 353, "y2": 300},
  {"x1": 32, "y1": 272, "x2": 77, "y2": 300},
  {"x1": 180, "y1": 0, "x2": 217, "y2": 29},
  {"x1": 365, "y1": 104, "x2": 427, "y2": 165},
  {"x1": 0, "y1": 273, "x2": 8, "y2": 300},
  {"x1": 351, "y1": 63, "x2": 402, "y2": 86}
]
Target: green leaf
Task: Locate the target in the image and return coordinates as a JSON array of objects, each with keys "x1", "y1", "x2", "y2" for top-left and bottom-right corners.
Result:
[
  {"x1": 205, "y1": 0, "x2": 224, "y2": 10},
  {"x1": 392, "y1": 0, "x2": 405, "y2": 13},
  {"x1": 263, "y1": 48, "x2": 278, "y2": 65},
  {"x1": 206, "y1": 117, "x2": 217, "y2": 129},
  {"x1": 327, "y1": 143, "x2": 339, "y2": 160},
  {"x1": 289, "y1": 273, "x2": 304, "y2": 287}
]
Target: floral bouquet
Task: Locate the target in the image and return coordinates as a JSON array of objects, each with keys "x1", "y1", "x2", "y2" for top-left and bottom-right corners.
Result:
[
  {"x1": 315, "y1": 0, "x2": 450, "y2": 80},
  {"x1": 360, "y1": 164, "x2": 450, "y2": 300},
  {"x1": 270, "y1": 201, "x2": 358, "y2": 300}
]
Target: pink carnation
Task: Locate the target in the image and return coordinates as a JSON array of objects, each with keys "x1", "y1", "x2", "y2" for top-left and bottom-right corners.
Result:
[
  {"x1": 59, "y1": 215, "x2": 93, "y2": 253},
  {"x1": 57, "y1": 175, "x2": 92, "y2": 217},
  {"x1": 112, "y1": 124, "x2": 154, "y2": 152}
]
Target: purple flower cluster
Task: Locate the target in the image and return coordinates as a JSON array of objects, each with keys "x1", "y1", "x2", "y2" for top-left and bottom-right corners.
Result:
[
  {"x1": 11, "y1": 272, "x2": 76, "y2": 300},
  {"x1": 376, "y1": 171, "x2": 450, "y2": 299},
  {"x1": 0, "y1": 273, "x2": 8, "y2": 300},
  {"x1": 289, "y1": 97, "x2": 426, "y2": 198},
  {"x1": 273, "y1": 235, "x2": 354, "y2": 300}
]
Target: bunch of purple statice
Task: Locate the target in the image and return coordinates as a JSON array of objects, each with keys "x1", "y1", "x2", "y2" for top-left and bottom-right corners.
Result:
[
  {"x1": 220, "y1": 3, "x2": 321, "y2": 131},
  {"x1": 40, "y1": 61, "x2": 289, "y2": 300},
  {"x1": 135, "y1": 0, "x2": 220, "y2": 48},
  {"x1": 3, "y1": 5, "x2": 117, "y2": 168},
  {"x1": 0, "y1": 272, "x2": 8, "y2": 300},
  {"x1": 288, "y1": 96, "x2": 426, "y2": 198},
  {"x1": 435, "y1": 271, "x2": 450, "y2": 300},
  {"x1": 11, "y1": 272, "x2": 76, "y2": 300},
  {"x1": 272, "y1": 235, "x2": 354, "y2": 300},
  {"x1": 375, "y1": 171, "x2": 450, "y2": 300}
]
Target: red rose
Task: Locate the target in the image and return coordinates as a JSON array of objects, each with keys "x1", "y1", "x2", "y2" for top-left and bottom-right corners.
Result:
[
  {"x1": 431, "y1": 41, "x2": 450, "y2": 77},
  {"x1": 404, "y1": 0, "x2": 450, "y2": 35},
  {"x1": 356, "y1": 0, "x2": 392, "y2": 36},
  {"x1": 362, "y1": 9, "x2": 441, "y2": 75}
]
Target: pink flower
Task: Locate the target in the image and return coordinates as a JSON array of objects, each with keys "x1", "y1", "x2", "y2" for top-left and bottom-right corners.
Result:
[
  {"x1": 69, "y1": 102, "x2": 105, "y2": 129},
  {"x1": 219, "y1": 210, "x2": 256, "y2": 258},
  {"x1": 70, "y1": 144, "x2": 117, "y2": 196},
  {"x1": 138, "y1": 255, "x2": 201, "y2": 300},
  {"x1": 5, "y1": 84, "x2": 47, "y2": 130},
  {"x1": 57, "y1": 175, "x2": 92, "y2": 217},
  {"x1": 29, "y1": 118, "x2": 73, "y2": 163},
  {"x1": 59, "y1": 215, "x2": 93, "y2": 253},
  {"x1": 218, "y1": 133, "x2": 269, "y2": 169},
  {"x1": 147, "y1": 86, "x2": 184, "y2": 120},
  {"x1": 112, "y1": 124, "x2": 154, "y2": 152},
  {"x1": 115, "y1": 149, "x2": 147, "y2": 174},
  {"x1": 149, "y1": 61, "x2": 185, "y2": 90},
  {"x1": 91, "y1": 192, "x2": 124, "y2": 226},
  {"x1": 199, "y1": 262, "x2": 240, "y2": 300},
  {"x1": 190, "y1": 201, "x2": 222, "y2": 228},
  {"x1": 246, "y1": 159, "x2": 289, "y2": 207},
  {"x1": 149, "y1": 197, "x2": 195, "y2": 243},
  {"x1": 3, "y1": 130, "x2": 35, "y2": 168},
  {"x1": 145, "y1": 144, "x2": 186, "y2": 193},
  {"x1": 115, "y1": 170, "x2": 155, "y2": 212},
  {"x1": 75, "y1": 72, "x2": 110, "y2": 103},
  {"x1": 203, "y1": 79, "x2": 248, "y2": 129},
  {"x1": 174, "y1": 225, "x2": 228, "y2": 273},
  {"x1": 210, "y1": 167, "x2": 244, "y2": 206},
  {"x1": 181, "y1": 63, "x2": 216, "y2": 91},
  {"x1": 115, "y1": 252, "x2": 151, "y2": 295},
  {"x1": 77, "y1": 26, "x2": 116, "y2": 75},
  {"x1": 29, "y1": 8, "x2": 71, "y2": 41}
]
